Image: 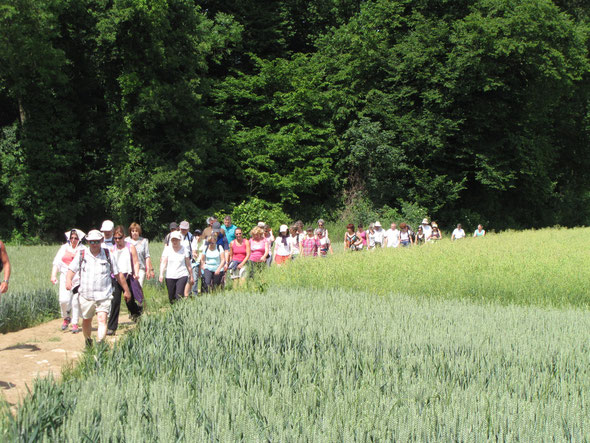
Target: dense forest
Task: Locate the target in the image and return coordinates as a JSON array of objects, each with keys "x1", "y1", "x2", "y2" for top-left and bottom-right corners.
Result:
[{"x1": 1, "y1": 0, "x2": 589, "y2": 240}]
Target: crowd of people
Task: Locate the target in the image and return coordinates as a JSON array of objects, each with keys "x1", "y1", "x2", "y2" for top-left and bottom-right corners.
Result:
[{"x1": 0, "y1": 215, "x2": 485, "y2": 346}]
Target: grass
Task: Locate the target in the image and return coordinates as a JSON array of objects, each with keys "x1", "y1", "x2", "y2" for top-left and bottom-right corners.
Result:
[
  {"x1": 0, "y1": 289, "x2": 60, "y2": 334},
  {"x1": 266, "y1": 227, "x2": 590, "y2": 308},
  {"x1": 2, "y1": 288, "x2": 589, "y2": 440},
  {"x1": 2, "y1": 228, "x2": 590, "y2": 440}
]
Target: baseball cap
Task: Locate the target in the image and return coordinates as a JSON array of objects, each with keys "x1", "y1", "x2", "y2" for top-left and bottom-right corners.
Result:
[
  {"x1": 170, "y1": 231, "x2": 182, "y2": 241},
  {"x1": 179, "y1": 220, "x2": 190, "y2": 230},
  {"x1": 212, "y1": 221, "x2": 222, "y2": 233},
  {"x1": 169, "y1": 222, "x2": 179, "y2": 230},
  {"x1": 100, "y1": 220, "x2": 114, "y2": 231},
  {"x1": 279, "y1": 224, "x2": 288, "y2": 233},
  {"x1": 87, "y1": 230, "x2": 104, "y2": 241}
]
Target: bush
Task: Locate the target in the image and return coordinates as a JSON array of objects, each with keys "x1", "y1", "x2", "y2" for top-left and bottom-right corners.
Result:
[{"x1": 224, "y1": 198, "x2": 290, "y2": 233}]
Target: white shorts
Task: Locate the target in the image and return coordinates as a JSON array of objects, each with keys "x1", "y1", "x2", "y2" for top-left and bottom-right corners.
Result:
[{"x1": 79, "y1": 296, "x2": 112, "y2": 320}]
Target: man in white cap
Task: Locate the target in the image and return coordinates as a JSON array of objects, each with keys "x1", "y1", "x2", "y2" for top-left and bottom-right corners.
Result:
[
  {"x1": 373, "y1": 221, "x2": 384, "y2": 247},
  {"x1": 101, "y1": 220, "x2": 115, "y2": 247},
  {"x1": 66, "y1": 230, "x2": 131, "y2": 347},
  {"x1": 383, "y1": 222, "x2": 400, "y2": 248},
  {"x1": 420, "y1": 218, "x2": 432, "y2": 241}
]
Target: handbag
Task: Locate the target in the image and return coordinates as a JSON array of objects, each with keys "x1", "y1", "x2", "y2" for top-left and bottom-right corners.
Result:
[{"x1": 127, "y1": 243, "x2": 144, "y2": 304}]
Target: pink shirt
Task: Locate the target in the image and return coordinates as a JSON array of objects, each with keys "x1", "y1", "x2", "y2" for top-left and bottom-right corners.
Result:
[
  {"x1": 249, "y1": 239, "x2": 267, "y2": 262},
  {"x1": 231, "y1": 239, "x2": 249, "y2": 262}
]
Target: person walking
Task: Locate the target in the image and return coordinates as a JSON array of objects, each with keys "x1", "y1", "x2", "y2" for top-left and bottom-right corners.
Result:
[
  {"x1": 383, "y1": 223, "x2": 400, "y2": 248},
  {"x1": 273, "y1": 225, "x2": 292, "y2": 265},
  {"x1": 125, "y1": 222, "x2": 154, "y2": 287},
  {"x1": 415, "y1": 226, "x2": 426, "y2": 245},
  {"x1": 179, "y1": 220, "x2": 196, "y2": 297},
  {"x1": 249, "y1": 226, "x2": 269, "y2": 276},
  {"x1": 51, "y1": 229, "x2": 85, "y2": 333},
  {"x1": 429, "y1": 222, "x2": 443, "y2": 241},
  {"x1": 200, "y1": 234, "x2": 226, "y2": 293},
  {"x1": 107, "y1": 226, "x2": 142, "y2": 335},
  {"x1": 101, "y1": 220, "x2": 115, "y2": 247},
  {"x1": 159, "y1": 231, "x2": 194, "y2": 304},
  {"x1": 452, "y1": 223, "x2": 466, "y2": 241},
  {"x1": 301, "y1": 227, "x2": 320, "y2": 257},
  {"x1": 373, "y1": 221, "x2": 385, "y2": 247},
  {"x1": 164, "y1": 222, "x2": 179, "y2": 246},
  {"x1": 356, "y1": 224, "x2": 367, "y2": 250},
  {"x1": 202, "y1": 216, "x2": 217, "y2": 240},
  {"x1": 317, "y1": 229, "x2": 333, "y2": 256},
  {"x1": 399, "y1": 223, "x2": 414, "y2": 247},
  {"x1": 474, "y1": 224, "x2": 486, "y2": 237},
  {"x1": 289, "y1": 225, "x2": 302, "y2": 259},
  {"x1": 420, "y1": 218, "x2": 432, "y2": 241},
  {"x1": 222, "y1": 216, "x2": 238, "y2": 244},
  {"x1": 344, "y1": 224, "x2": 360, "y2": 251},
  {"x1": 228, "y1": 228, "x2": 250, "y2": 285},
  {"x1": 317, "y1": 219, "x2": 329, "y2": 239},
  {"x1": 66, "y1": 230, "x2": 131, "y2": 347},
  {"x1": 0, "y1": 240, "x2": 10, "y2": 296},
  {"x1": 263, "y1": 224, "x2": 275, "y2": 266}
]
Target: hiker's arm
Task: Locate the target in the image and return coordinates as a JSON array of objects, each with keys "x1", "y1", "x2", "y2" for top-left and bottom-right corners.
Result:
[
  {"x1": 65, "y1": 270, "x2": 75, "y2": 291},
  {"x1": 117, "y1": 273, "x2": 132, "y2": 302}
]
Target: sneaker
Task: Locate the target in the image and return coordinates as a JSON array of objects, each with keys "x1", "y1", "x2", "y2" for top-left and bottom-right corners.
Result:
[
  {"x1": 61, "y1": 317, "x2": 71, "y2": 331},
  {"x1": 71, "y1": 324, "x2": 80, "y2": 334},
  {"x1": 106, "y1": 329, "x2": 115, "y2": 336}
]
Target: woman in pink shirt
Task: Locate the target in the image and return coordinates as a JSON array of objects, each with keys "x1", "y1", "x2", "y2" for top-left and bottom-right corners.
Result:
[
  {"x1": 228, "y1": 228, "x2": 250, "y2": 285},
  {"x1": 249, "y1": 226, "x2": 269, "y2": 277}
]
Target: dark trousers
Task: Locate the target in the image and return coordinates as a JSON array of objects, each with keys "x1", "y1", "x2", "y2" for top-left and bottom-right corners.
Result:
[
  {"x1": 166, "y1": 276, "x2": 188, "y2": 304},
  {"x1": 108, "y1": 277, "x2": 143, "y2": 332},
  {"x1": 201, "y1": 269, "x2": 224, "y2": 293}
]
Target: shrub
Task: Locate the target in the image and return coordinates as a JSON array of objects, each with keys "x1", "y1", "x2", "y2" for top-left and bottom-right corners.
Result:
[{"x1": 225, "y1": 197, "x2": 290, "y2": 233}]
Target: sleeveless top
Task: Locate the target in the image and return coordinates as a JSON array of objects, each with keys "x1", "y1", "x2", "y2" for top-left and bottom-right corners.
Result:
[
  {"x1": 249, "y1": 239, "x2": 267, "y2": 262},
  {"x1": 113, "y1": 243, "x2": 133, "y2": 275},
  {"x1": 231, "y1": 239, "x2": 249, "y2": 262}
]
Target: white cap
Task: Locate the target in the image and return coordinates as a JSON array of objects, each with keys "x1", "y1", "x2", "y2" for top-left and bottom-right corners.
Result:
[
  {"x1": 279, "y1": 224, "x2": 289, "y2": 233},
  {"x1": 257, "y1": 221, "x2": 266, "y2": 228},
  {"x1": 87, "y1": 230, "x2": 103, "y2": 241},
  {"x1": 170, "y1": 231, "x2": 183, "y2": 241},
  {"x1": 100, "y1": 220, "x2": 114, "y2": 231},
  {"x1": 374, "y1": 221, "x2": 382, "y2": 227},
  {"x1": 179, "y1": 220, "x2": 190, "y2": 230}
]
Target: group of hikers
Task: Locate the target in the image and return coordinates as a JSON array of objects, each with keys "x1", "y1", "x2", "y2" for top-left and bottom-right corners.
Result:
[{"x1": 0, "y1": 215, "x2": 485, "y2": 346}]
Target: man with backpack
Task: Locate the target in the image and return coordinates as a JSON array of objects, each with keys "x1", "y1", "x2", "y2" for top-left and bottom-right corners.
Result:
[
  {"x1": 179, "y1": 220, "x2": 197, "y2": 297},
  {"x1": 65, "y1": 230, "x2": 131, "y2": 347},
  {"x1": 0, "y1": 240, "x2": 10, "y2": 296}
]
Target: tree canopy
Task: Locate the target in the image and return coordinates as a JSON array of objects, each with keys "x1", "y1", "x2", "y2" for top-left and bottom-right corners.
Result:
[{"x1": 1, "y1": 0, "x2": 589, "y2": 240}]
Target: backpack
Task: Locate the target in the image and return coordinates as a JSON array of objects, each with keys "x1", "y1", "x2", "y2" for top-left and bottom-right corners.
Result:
[{"x1": 79, "y1": 247, "x2": 114, "y2": 277}]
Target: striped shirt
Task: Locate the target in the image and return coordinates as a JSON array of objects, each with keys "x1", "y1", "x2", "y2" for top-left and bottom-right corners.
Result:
[{"x1": 69, "y1": 247, "x2": 119, "y2": 301}]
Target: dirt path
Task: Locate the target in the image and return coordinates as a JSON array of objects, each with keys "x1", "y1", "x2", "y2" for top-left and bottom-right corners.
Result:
[{"x1": 0, "y1": 317, "x2": 135, "y2": 410}]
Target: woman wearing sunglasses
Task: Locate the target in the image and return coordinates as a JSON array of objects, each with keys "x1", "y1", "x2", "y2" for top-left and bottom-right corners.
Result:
[{"x1": 51, "y1": 229, "x2": 86, "y2": 333}]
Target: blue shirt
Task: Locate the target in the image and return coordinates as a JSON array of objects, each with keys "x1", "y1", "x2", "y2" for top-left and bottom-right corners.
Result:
[
  {"x1": 222, "y1": 224, "x2": 238, "y2": 244},
  {"x1": 216, "y1": 233, "x2": 229, "y2": 251}
]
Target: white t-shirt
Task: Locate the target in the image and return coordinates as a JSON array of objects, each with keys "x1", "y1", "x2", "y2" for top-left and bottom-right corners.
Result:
[
  {"x1": 421, "y1": 224, "x2": 432, "y2": 239},
  {"x1": 162, "y1": 245, "x2": 190, "y2": 279},
  {"x1": 373, "y1": 229, "x2": 384, "y2": 245},
  {"x1": 274, "y1": 236, "x2": 292, "y2": 257},
  {"x1": 113, "y1": 244, "x2": 133, "y2": 275},
  {"x1": 452, "y1": 229, "x2": 466, "y2": 240},
  {"x1": 289, "y1": 234, "x2": 301, "y2": 255},
  {"x1": 384, "y1": 229, "x2": 400, "y2": 248}
]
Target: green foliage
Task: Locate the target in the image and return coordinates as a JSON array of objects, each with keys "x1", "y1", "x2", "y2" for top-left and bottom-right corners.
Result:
[
  {"x1": 0, "y1": 289, "x2": 59, "y2": 333},
  {"x1": 228, "y1": 197, "x2": 289, "y2": 232}
]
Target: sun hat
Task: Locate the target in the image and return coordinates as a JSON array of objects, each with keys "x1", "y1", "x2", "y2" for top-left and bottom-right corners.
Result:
[
  {"x1": 65, "y1": 229, "x2": 86, "y2": 242},
  {"x1": 100, "y1": 220, "x2": 114, "y2": 231},
  {"x1": 279, "y1": 224, "x2": 289, "y2": 233},
  {"x1": 86, "y1": 230, "x2": 103, "y2": 241},
  {"x1": 179, "y1": 220, "x2": 190, "y2": 230},
  {"x1": 421, "y1": 218, "x2": 429, "y2": 224},
  {"x1": 374, "y1": 221, "x2": 382, "y2": 227},
  {"x1": 212, "y1": 221, "x2": 222, "y2": 233},
  {"x1": 170, "y1": 231, "x2": 182, "y2": 241}
]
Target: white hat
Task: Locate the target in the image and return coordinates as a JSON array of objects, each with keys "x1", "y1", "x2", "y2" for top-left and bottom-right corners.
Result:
[
  {"x1": 100, "y1": 220, "x2": 114, "y2": 231},
  {"x1": 421, "y1": 218, "x2": 429, "y2": 224},
  {"x1": 279, "y1": 224, "x2": 288, "y2": 233},
  {"x1": 374, "y1": 221, "x2": 382, "y2": 227},
  {"x1": 86, "y1": 230, "x2": 103, "y2": 241},
  {"x1": 179, "y1": 220, "x2": 190, "y2": 230},
  {"x1": 257, "y1": 221, "x2": 266, "y2": 228},
  {"x1": 65, "y1": 229, "x2": 86, "y2": 242},
  {"x1": 170, "y1": 231, "x2": 183, "y2": 241}
]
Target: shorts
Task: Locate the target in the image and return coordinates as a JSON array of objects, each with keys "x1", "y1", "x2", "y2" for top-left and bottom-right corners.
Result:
[
  {"x1": 79, "y1": 296, "x2": 112, "y2": 320},
  {"x1": 275, "y1": 255, "x2": 290, "y2": 265}
]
